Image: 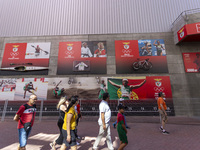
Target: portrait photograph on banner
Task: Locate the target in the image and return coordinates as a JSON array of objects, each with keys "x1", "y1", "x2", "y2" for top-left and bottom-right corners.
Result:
[
  {"x1": 115, "y1": 40, "x2": 168, "y2": 74},
  {"x1": 47, "y1": 77, "x2": 107, "y2": 100},
  {"x1": 57, "y1": 41, "x2": 107, "y2": 75},
  {"x1": 182, "y1": 52, "x2": 200, "y2": 72},
  {"x1": 14, "y1": 78, "x2": 48, "y2": 100},
  {"x1": 0, "y1": 42, "x2": 51, "y2": 75},
  {"x1": 0, "y1": 78, "x2": 16, "y2": 101}
]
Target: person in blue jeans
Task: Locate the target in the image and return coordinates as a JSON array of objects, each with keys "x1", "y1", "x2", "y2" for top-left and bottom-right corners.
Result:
[{"x1": 113, "y1": 98, "x2": 130, "y2": 129}]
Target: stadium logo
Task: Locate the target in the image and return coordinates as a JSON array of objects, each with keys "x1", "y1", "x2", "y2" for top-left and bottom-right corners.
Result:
[
  {"x1": 67, "y1": 44, "x2": 73, "y2": 51},
  {"x1": 65, "y1": 44, "x2": 74, "y2": 58},
  {"x1": 154, "y1": 79, "x2": 162, "y2": 87},
  {"x1": 123, "y1": 42, "x2": 130, "y2": 50},
  {"x1": 12, "y1": 45, "x2": 19, "y2": 52}
]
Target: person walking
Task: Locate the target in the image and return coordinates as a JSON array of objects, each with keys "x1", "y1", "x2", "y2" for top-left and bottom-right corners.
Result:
[
  {"x1": 157, "y1": 92, "x2": 169, "y2": 135},
  {"x1": 13, "y1": 95, "x2": 37, "y2": 150},
  {"x1": 93, "y1": 92, "x2": 114, "y2": 150},
  {"x1": 50, "y1": 96, "x2": 68, "y2": 150},
  {"x1": 60, "y1": 96, "x2": 78, "y2": 150},
  {"x1": 117, "y1": 104, "x2": 128, "y2": 150},
  {"x1": 113, "y1": 98, "x2": 130, "y2": 129}
]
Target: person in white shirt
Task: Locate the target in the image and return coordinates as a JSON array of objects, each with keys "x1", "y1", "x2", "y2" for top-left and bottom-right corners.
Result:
[
  {"x1": 93, "y1": 93, "x2": 114, "y2": 150},
  {"x1": 81, "y1": 42, "x2": 93, "y2": 57}
]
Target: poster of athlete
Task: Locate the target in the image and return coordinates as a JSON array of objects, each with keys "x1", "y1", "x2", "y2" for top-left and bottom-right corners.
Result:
[
  {"x1": 115, "y1": 40, "x2": 168, "y2": 74},
  {"x1": 57, "y1": 41, "x2": 107, "y2": 74},
  {"x1": 0, "y1": 78, "x2": 16, "y2": 100},
  {"x1": 14, "y1": 78, "x2": 48, "y2": 100},
  {"x1": 107, "y1": 76, "x2": 174, "y2": 115},
  {"x1": 47, "y1": 77, "x2": 107, "y2": 100},
  {"x1": 107, "y1": 76, "x2": 172, "y2": 100},
  {"x1": 0, "y1": 42, "x2": 51, "y2": 75},
  {"x1": 182, "y1": 52, "x2": 200, "y2": 72}
]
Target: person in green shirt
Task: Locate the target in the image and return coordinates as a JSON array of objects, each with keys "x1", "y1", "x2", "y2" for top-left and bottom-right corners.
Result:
[
  {"x1": 98, "y1": 80, "x2": 106, "y2": 100},
  {"x1": 117, "y1": 104, "x2": 128, "y2": 150}
]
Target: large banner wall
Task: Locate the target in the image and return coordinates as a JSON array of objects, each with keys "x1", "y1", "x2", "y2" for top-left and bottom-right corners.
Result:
[
  {"x1": 0, "y1": 43, "x2": 51, "y2": 75},
  {"x1": 0, "y1": 76, "x2": 172, "y2": 101},
  {"x1": 57, "y1": 41, "x2": 107, "y2": 74},
  {"x1": 0, "y1": 76, "x2": 174, "y2": 115},
  {"x1": 115, "y1": 40, "x2": 168, "y2": 74}
]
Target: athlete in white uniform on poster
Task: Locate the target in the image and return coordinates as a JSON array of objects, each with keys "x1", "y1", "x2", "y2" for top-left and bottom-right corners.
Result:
[{"x1": 81, "y1": 42, "x2": 93, "y2": 57}]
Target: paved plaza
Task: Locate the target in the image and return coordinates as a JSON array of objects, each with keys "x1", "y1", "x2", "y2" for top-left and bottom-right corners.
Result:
[{"x1": 0, "y1": 116, "x2": 200, "y2": 150}]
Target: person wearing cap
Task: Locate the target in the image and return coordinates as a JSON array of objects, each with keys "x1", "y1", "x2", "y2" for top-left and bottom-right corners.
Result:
[
  {"x1": 13, "y1": 95, "x2": 37, "y2": 150},
  {"x1": 157, "y1": 92, "x2": 169, "y2": 135},
  {"x1": 108, "y1": 78, "x2": 146, "y2": 100},
  {"x1": 93, "y1": 93, "x2": 114, "y2": 150},
  {"x1": 113, "y1": 98, "x2": 130, "y2": 129},
  {"x1": 117, "y1": 104, "x2": 128, "y2": 150}
]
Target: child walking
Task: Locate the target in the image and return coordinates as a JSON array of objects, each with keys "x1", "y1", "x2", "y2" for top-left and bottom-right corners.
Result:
[{"x1": 117, "y1": 104, "x2": 128, "y2": 150}]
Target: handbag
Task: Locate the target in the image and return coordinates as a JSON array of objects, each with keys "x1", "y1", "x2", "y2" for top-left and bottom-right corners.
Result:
[{"x1": 20, "y1": 110, "x2": 35, "y2": 133}]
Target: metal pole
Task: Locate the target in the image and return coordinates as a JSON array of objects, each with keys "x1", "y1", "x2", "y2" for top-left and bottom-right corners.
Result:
[
  {"x1": 39, "y1": 100, "x2": 44, "y2": 122},
  {"x1": 1, "y1": 100, "x2": 8, "y2": 122}
]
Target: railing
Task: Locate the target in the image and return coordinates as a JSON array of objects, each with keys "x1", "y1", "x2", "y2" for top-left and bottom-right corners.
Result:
[
  {"x1": 171, "y1": 8, "x2": 200, "y2": 29},
  {"x1": 0, "y1": 99, "x2": 175, "y2": 121}
]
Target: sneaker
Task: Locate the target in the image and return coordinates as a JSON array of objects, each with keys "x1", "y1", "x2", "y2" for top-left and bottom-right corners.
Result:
[
  {"x1": 49, "y1": 142, "x2": 56, "y2": 150},
  {"x1": 159, "y1": 127, "x2": 163, "y2": 131},
  {"x1": 113, "y1": 123, "x2": 116, "y2": 128},
  {"x1": 76, "y1": 142, "x2": 80, "y2": 146},
  {"x1": 162, "y1": 130, "x2": 170, "y2": 135},
  {"x1": 76, "y1": 136, "x2": 81, "y2": 140}
]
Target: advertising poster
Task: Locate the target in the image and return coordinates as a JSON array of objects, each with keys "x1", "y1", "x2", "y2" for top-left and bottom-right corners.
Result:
[
  {"x1": 115, "y1": 40, "x2": 168, "y2": 74},
  {"x1": 47, "y1": 77, "x2": 107, "y2": 100},
  {"x1": 107, "y1": 76, "x2": 174, "y2": 115},
  {"x1": 0, "y1": 78, "x2": 16, "y2": 100},
  {"x1": 107, "y1": 76, "x2": 172, "y2": 100},
  {"x1": 14, "y1": 78, "x2": 48, "y2": 100},
  {"x1": 0, "y1": 42, "x2": 51, "y2": 75},
  {"x1": 182, "y1": 52, "x2": 200, "y2": 72},
  {"x1": 57, "y1": 41, "x2": 107, "y2": 74}
]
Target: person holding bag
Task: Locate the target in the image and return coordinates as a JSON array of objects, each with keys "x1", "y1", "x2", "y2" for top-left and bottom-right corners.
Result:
[{"x1": 13, "y1": 95, "x2": 37, "y2": 150}]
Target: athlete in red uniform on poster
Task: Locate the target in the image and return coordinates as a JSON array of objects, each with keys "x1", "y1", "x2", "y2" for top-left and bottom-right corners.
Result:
[
  {"x1": 94, "y1": 42, "x2": 106, "y2": 57},
  {"x1": 23, "y1": 82, "x2": 36, "y2": 99}
]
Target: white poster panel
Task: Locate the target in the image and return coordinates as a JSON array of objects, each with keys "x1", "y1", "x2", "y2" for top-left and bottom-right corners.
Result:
[{"x1": 14, "y1": 78, "x2": 48, "y2": 100}]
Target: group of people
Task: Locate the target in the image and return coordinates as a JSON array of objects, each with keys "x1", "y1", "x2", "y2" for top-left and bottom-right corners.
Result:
[{"x1": 14, "y1": 90, "x2": 169, "y2": 150}]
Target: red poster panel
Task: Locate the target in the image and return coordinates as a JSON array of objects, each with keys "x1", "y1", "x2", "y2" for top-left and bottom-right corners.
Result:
[
  {"x1": 115, "y1": 40, "x2": 168, "y2": 74},
  {"x1": 146, "y1": 76, "x2": 172, "y2": 100},
  {"x1": 57, "y1": 41, "x2": 107, "y2": 75},
  {"x1": 1, "y1": 43, "x2": 51, "y2": 75},
  {"x1": 108, "y1": 76, "x2": 172, "y2": 100},
  {"x1": 182, "y1": 52, "x2": 200, "y2": 73}
]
